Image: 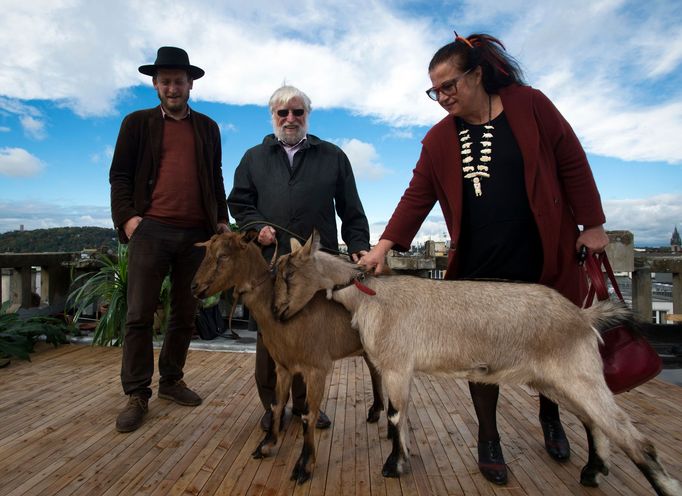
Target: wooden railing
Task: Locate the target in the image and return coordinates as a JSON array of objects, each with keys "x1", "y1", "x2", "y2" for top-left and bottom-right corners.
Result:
[{"x1": 2, "y1": 231, "x2": 680, "y2": 320}]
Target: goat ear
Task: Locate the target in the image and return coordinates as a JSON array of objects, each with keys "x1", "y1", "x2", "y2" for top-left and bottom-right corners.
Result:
[
  {"x1": 290, "y1": 238, "x2": 302, "y2": 252},
  {"x1": 242, "y1": 230, "x2": 259, "y2": 243},
  {"x1": 310, "y1": 229, "x2": 321, "y2": 254},
  {"x1": 301, "y1": 229, "x2": 321, "y2": 257},
  {"x1": 194, "y1": 233, "x2": 220, "y2": 248}
]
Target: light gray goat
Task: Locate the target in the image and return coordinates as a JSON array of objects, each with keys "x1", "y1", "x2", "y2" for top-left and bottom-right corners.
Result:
[{"x1": 272, "y1": 231, "x2": 681, "y2": 496}]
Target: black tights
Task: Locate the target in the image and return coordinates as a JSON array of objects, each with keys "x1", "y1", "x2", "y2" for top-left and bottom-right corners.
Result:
[{"x1": 468, "y1": 382, "x2": 560, "y2": 442}]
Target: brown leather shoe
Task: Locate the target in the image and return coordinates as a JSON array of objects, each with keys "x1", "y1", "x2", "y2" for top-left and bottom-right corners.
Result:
[
  {"x1": 158, "y1": 380, "x2": 202, "y2": 406},
  {"x1": 116, "y1": 394, "x2": 149, "y2": 433}
]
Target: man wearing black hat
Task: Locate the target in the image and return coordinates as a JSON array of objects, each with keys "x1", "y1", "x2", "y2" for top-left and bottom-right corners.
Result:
[{"x1": 110, "y1": 46, "x2": 229, "y2": 432}]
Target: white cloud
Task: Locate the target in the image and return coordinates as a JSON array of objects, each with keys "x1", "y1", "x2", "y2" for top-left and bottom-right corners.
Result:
[
  {"x1": 19, "y1": 115, "x2": 46, "y2": 140},
  {"x1": 0, "y1": 0, "x2": 680, "y2": 163},
  {"x1": 464, "y1": 0, "x2": 682, "y2": 164},
  {"x1": 219, "y1": 122, "x2": 238, "y2": 133},
  {"x1": 0, "y1": 201, "x2": 112, "y2": 233},
  {"x1": 0, "y1": 97, "x2": 46, "y2": 139},
  {"x1": 337, "y1": 138, "x2": 391, "y2": 180},
  {"x1": 0, "y1": 147, "x2": 44, "y2": 176},
  {"x1": 0, "y1": 126, "x2": 10, "y2": 132},
  {"x1": 383, "y1": 128, "x2": 415, "y2": 140},
  {"x1": 90, "y1": 145, "x2": 114, "y2": 164},
  {"x1": 603, "y1": 194, "x2": 682, "y2": 246},
  {"x1": 368, "y1": 193, "x2": 682, "y2": 249}
]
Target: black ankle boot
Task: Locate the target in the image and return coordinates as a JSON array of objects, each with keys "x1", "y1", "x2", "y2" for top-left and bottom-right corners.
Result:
[
  {"x1": 477, "y1": 440, "x2": 508, "y2": 485},
  {"x1": 540, "y1": 416, "x2": 570, "y2": 462}
]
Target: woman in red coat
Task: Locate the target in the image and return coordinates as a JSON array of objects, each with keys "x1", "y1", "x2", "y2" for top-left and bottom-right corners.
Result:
[{"x1": 360, "y1": 33, "x2": 609, "y2": 485}]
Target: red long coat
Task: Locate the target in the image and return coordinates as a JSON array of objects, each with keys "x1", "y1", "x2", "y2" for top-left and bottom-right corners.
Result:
[{"x1": 382, "y1": 84, "x2": 606, "y2": 305}]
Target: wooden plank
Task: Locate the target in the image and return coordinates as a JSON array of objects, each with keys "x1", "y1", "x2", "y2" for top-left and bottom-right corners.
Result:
[
  {"x1": 0, "y1": 345, "x2": 680, "y2": 496},
  {"x1": 352, "y1": 358, "x2": 372, "y2": 496}
]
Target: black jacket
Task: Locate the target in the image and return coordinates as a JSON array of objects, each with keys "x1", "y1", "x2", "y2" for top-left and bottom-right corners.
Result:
[
  {"x1": 109, "y1": 106, "x2": 228, "y2": 243},
  {"x1": 228, "y1": 134, "x2": 369, "y2": 255}
]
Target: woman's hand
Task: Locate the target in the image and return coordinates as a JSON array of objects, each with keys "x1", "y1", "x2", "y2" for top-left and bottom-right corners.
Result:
[
  {"x1": 358, "y1": 239, "x2": 395, "y2": 274},
  {"x1": 577, "y1": 225, "x2": 609, "y2": 254},
  {"x1": 351, "y1": 250, "x2": 368, "y2": 263}
]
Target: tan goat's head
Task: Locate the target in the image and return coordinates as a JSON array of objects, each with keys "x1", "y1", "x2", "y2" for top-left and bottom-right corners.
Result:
[
  {"x1": 191, "y1": 230, "x2": 259, "y2": 299},
  {"x1": 272, "y1": 232, "x2": 323, "y2": 320}
]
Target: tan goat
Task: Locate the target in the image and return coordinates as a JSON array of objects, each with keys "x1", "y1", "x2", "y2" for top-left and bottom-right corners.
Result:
[
  {"x1": 272, "y1": 231, "x2": 681, "y2": 496},
  {"x1": 191, "y1": 231, "x2": 384, "y2": 484}
]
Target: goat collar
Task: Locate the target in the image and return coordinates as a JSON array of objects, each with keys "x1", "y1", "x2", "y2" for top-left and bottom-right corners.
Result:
[
  {"x1": 334, "y1": 272, "x2": 376, "y2": 296},
  {"x1": 228, "y1": 270, "x2": 272, "y2": 330},
  {"x1": 233, "y1": 270, "x2": 272, "y2": 297}
]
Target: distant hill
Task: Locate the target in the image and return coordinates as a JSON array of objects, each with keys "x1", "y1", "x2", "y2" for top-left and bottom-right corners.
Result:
[{"x1": 0, "y1": 227, "x2": 118, "y2": 253}]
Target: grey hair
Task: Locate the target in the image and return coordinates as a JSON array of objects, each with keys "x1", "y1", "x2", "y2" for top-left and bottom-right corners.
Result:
[{"x1": 268, "y1": 85, "x2": 312, "y2": 114}]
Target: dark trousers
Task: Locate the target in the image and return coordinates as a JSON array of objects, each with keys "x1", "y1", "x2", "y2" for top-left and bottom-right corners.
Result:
[
  {"x1": 255, "y1": 331, "x2": 306, "y2": 411},
  {"x1": 121, "y1": 218, "x2": 209, "y2": 398}
]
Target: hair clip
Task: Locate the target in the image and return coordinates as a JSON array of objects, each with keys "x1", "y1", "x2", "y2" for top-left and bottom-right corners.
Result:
[{"x1": 453, "y1": 30, "x2": 474, "y2": 48}]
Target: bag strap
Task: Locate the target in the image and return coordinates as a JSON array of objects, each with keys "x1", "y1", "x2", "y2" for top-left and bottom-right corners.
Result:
[{"x1": 584, "y1": 251, "x2": 625, "y2": 307}]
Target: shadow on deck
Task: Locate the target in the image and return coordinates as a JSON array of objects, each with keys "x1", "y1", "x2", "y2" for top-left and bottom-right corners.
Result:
[{"x1": 1, "y1": 344, "x2": 680, "y2": 495}]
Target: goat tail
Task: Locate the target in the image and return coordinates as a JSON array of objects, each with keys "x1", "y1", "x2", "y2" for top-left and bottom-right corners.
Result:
[{"x1": 582, "y1": 299, "x2": 641, "y2": 343}]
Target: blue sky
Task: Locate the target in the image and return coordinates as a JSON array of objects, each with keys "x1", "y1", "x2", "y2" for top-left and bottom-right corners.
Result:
[{"x1": 0, "y1": 0, "x2": 681, "y2": 247}]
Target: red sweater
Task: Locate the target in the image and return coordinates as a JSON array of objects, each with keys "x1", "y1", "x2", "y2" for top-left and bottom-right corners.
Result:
[
  {"x1": 382, "y1": 84, "x2": 605, "y2": 304},
  {"x1": 146, "y1": 115, "x2": 205, "y2": 227}
]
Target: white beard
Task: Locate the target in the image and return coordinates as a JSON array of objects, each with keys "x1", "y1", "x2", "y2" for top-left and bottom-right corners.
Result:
[{"x1": 274, "y1": 124, "x2": 307, "y2": 145}]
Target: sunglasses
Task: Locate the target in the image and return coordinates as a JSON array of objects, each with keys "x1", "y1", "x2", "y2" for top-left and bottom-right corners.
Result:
[{"x1": 276, "y1": 108, "x2": 305, "y2": 117}]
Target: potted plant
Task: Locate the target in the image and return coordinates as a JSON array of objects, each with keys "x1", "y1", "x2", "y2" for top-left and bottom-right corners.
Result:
[
  {"x1": 67, "y1": 243, "x2": 172, "y2": 346},
  {"x1": 0, "y1": 300, "x2": 71, "y2": 365}
]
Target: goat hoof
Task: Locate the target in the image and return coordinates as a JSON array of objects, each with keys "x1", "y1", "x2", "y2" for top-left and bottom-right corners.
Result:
[
  {"x1": 366, "y1": 404, "x2": 382, "y2": 423},
  {"x1": 251, "y1": 435, "x2": 275, "y2": 459},
  {"x1": 291, "y1": 463, "x2": 312, "y2": 484},
  {"x1": 251, "y1": 445, "x2": 264, "y2": 459},
  {"x1": 580, "y1": 463, "x2": 608, "y2": 487},
  {"x1": 381, "y1": 455, "x2": 401, "y2": 478}
]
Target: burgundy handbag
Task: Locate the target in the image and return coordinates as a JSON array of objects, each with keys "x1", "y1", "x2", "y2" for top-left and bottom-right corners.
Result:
[{"x1": 584, "y1": 251, "x2": 662, "y2": 394}]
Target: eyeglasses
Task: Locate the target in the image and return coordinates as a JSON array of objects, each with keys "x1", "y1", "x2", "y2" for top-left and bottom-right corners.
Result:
[
  {"x1": 425, "y1": 68, "x2": 472, "y2": 101},
  {"x1": 276, "y1": 108, "x2": 305, "y2": 117}
]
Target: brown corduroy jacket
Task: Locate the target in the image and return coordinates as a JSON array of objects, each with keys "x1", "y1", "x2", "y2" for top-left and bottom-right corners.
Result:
[
  {"x1": 381, "y1": 84, "x2": 605, "y2": 304},
  {"x1": 109, "y1": 106, "x2": 228, "y2": 243}
]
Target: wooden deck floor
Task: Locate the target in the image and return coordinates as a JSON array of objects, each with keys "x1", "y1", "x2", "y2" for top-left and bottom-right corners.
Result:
[{"x1": 1, "y1": 344, "x2": 680, "y2": 496}]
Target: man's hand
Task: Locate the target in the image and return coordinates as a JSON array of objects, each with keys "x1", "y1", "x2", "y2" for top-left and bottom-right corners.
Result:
[
  {"x1": 217, "y1": 222, "x2": 230, "y2": 234},
  {"x1": 123, "y1": 216, "x2": 143, "y2": 240},
  {"x1": 258, "y1": 225, "x2": 276, "y2": 246}
]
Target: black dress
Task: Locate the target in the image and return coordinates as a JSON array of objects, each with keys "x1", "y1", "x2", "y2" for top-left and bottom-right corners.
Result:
[{"x1": 455, "y1": 112, "x2": 543, "y2": 282}]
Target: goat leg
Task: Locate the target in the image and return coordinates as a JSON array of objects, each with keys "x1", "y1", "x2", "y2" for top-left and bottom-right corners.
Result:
[
  {"x1": 382, "y1": 400, "x2": 407, "y2": 477},
  {"x1": 291, "y1": 371, "x2": 325, "y2": 484},
  {"x1": 364, "y1": 354, "x2": 384, "y2": 423},
  {"x1": 291, "y1": 412, "x2": 315, "y2": 484},
  {"x1": 252, "y1": 429, "x2": 276, "y2": 459},
  {"x1": 579, "y1": 423, "x2": 608, "y2": 486},
  {"x1": 253, "y1": 364, "x2": 292, "y2": 459}
]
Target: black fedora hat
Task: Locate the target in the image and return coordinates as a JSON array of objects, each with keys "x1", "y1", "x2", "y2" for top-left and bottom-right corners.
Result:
[{"x1": 138, "y1": 46, "x2": 205, "y2": 79}]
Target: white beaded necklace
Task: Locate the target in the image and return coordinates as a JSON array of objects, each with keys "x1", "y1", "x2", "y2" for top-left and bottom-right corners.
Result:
[{"x1": 459, "y1": 94, "x2": 493, "y2": 197}]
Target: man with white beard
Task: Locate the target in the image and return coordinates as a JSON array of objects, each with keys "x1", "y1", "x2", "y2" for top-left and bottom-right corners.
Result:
[{"x1": 228, "y1": 85, "x2": 370, "y2": 432}]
